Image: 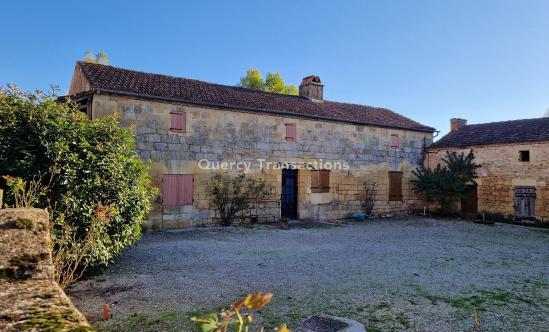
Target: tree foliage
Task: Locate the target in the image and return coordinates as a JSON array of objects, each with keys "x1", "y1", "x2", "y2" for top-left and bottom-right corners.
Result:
[
  {"x1": 412, "y1": 150, "x2": 480, "y2": 215},
  {"x1": 0, "y1": 85, "x2": 156, "y2": 282},
  {"x1": 84, "y1": 50, "x2": 109, "y2": 65},
  {"x1": 239, "y1": 68, "x2": 298, "y2": 95},
  {"x1": 211, "y1": 173, "x2": 272, "y2": 226}
]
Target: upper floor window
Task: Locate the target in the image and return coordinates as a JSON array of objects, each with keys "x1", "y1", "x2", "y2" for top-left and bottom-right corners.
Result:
[
  {"x1": 170, "y1": 111, "x2": 186, "y2": 132},
  {"x1": 390, "y1": 134, "x2": 399, "y2": 149},
  {"x1": 311, "y1": 170, "x2": 330, "y2": 193},
  {"x1": 388, "y1": 171, "x2": 403, "y2": 201},
  {"x1": 285, "y1": 123, "x2": 296, "y2": 141},
  {"x1": 519, "y1": 150, "x2": 530, "y2": 162}
]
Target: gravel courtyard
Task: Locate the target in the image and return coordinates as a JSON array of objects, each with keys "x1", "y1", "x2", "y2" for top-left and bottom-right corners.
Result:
[{"x1": 67, "y1": 218, "x2": 549, "y2": 332}]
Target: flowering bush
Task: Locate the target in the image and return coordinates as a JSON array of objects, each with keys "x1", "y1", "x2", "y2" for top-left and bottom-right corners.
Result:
[{"x1": 191, "y1": 292, "x2": 290, "y2": 332}]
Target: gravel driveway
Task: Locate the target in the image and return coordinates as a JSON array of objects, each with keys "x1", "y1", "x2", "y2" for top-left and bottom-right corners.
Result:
[{"x1": 67, "y1": 218, "x2": 549, "y2": 331}]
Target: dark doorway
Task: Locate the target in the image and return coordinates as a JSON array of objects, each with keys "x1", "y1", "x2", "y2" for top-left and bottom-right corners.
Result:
[
  {"x1": 461, "y1": 185, "x2": 478, "y2": 218},
  {"x1": 281, "y1": 169, "x2": 298, "y2": 219}
]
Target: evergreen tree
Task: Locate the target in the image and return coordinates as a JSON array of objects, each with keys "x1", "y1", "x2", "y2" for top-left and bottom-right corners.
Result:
[{"x1": 412, "y1": 150, "x2": 480, "y2": 215}]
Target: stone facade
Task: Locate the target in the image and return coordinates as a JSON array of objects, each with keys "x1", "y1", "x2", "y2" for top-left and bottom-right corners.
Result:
[
  {"x1": 426, "y1": 142, "x2": 549, "y2": 222},
  {"x1": 91, "y1": 93, "x2": 433, "y2": 229}
]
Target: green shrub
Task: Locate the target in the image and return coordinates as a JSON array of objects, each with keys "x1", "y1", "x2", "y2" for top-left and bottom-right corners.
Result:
[
  {"x1": 211, "y1": 173, "x2": 272, "y2": 226},
  {"x1": 0, "y1": 85, "x2": 157, "y2": 283}
]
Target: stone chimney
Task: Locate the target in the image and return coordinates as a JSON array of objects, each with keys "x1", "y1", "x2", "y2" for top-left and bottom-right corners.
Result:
[
  {"x1": 450, "y1": 118, "x2": 467, "y2": 132},
  {"x1": 299, "y1": 75, "x2": 323, "y2": 101}
]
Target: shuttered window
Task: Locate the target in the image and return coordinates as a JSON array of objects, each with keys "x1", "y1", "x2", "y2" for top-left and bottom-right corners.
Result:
[
  {"x1": 388, "y1": 171, "x2": 403, "y2": 201},
  {"x1": 390, "y1": 134, "x2": 399, "y2": 149},
  {"x1": 311, "y1": 170, "x2": 330, "y2": 193},
  {"x1": 285, "y1": 123, "x2": 296, "y2": 141},
  {"x1": 170, "y1": 112, "x2": 186, "y2": 132},
  {"x1": 515, "y1": 187, "x2": 535, "y2": 218},
  {"x1": 162, "y1": 175, "x2": 193, "y2": 206}
]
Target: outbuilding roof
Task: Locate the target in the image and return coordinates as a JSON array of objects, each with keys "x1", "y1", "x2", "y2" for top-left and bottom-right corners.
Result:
[
  {"x1": 428, "y1": 117, "x2": 549, "y2": 149},
  {"x1": 72, "y1": 62, "x2": 435, "y2": 133}
]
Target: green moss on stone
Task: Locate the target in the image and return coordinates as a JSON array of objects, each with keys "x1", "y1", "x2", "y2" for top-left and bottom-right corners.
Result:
[{"x1": 14, "y1": 217, "x2": 34, "y2": 229}]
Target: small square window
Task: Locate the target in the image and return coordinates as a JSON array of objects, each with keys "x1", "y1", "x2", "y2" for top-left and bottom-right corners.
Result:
[
  {"x1": 311, "y1": 170, "x2": 330, "y2": 193},
  {"x1": 170, "y1": 112, "x2": 186, "y2": 132},
  {"x1": 519, "y1": 150, "x2": 529, "y2": 162}
]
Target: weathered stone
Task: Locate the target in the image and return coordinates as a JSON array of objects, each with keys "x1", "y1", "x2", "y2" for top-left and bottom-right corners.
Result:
[
  {"x1": 91, "y1": 94, "x2": 431, "y2": 228},
  {"x1": 0, "y1": 208, "x2": 90, "y2": 331},
  {"x1": 427, "y1": 142, "x2": 549, "y2": 222}
]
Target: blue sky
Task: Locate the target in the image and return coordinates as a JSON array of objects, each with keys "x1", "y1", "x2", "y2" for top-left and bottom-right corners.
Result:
[{"x1": 2, "y1": 0, "x2": 548, "y2": 136}]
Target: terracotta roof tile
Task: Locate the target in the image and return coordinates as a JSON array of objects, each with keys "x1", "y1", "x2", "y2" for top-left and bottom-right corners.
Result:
[
  {"x1": 75, "y1": 62, "x2": 435, "y2": 133},
  {"x1": 429, "y1": 117, "x2": 549, "y2": 149}
]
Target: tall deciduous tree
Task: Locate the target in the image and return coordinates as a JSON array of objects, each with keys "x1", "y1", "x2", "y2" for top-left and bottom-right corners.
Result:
[
  {"x1": 83, "y1": 50, "x2": 110, "y2": 65},
  {"x1": 239, "y1": 68, "x2": 298, "y2": 95}
]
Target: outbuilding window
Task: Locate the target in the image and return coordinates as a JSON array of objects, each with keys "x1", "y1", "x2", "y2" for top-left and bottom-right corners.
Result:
[
  {"x1": 311, "y1": 170, "x2": 330, "y2": 193},
  {"x1": 163, "y1": 174, "x2": 193, "y2": 206},
  {"x1": 390, "y1": 134, "x2": 399, "y2": 149},
  {"x1": 515, "y1": 187, "x2": 535, "y2": 218},
  {"x1": 388, "y1": 171, "x2": 403, "y2": 201},
  {"x1": 519, "y1": 150, "x2": 530, "y2": 162},
  {"x1": 170, "y1": 111, "x2": 186, "y2": 132},
  {"x1": 285, "y1": 123, "x2": 296, "y2": 141}
]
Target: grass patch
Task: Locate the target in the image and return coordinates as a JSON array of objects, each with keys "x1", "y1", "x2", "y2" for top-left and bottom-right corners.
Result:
[
  {"x1": 95, "y1": 309, "x2": 198, "y2": 332},
  {"x1": 414, "y1": 278, "x2": 548, "y2": 324}
]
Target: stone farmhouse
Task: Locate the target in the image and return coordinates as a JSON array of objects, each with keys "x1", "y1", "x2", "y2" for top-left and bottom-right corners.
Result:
[
  {"x1": 67, "y1": 62, "x2": 435, "y2": 228},
  {"x1": 426, "y1": 118, "x2": 549, "y2": 222}
]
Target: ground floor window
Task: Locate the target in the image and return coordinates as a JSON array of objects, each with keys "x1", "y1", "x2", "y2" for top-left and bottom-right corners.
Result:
[
  {"x1": 515, "y1": 187, "x2": 536, "y2": 218},
  {"x1": 163, "y1": 174, "x2": 193, "y2": 206},
  {"x1": 388, "y1": 171, "x2": 403, "y2": 201},
  {"x1": 311, "y1": 170, "x2": 330, "y2": 193}
]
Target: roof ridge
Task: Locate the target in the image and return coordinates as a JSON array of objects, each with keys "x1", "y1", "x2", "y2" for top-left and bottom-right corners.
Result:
[
  {"x1": 461, "y1": 117, "x2": 549, "y2": 128},
  {"x1": 78, "y1": 61, "x2": 309, "y2": 100}
]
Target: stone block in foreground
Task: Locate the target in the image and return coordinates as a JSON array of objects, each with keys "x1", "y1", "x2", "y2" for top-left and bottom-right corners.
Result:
[{"x1": 0, "y1": 208, "x2": 92, "y2": 331}]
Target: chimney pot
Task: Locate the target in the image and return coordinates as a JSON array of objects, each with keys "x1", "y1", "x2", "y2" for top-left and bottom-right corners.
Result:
[
  {"x1": 450, "y1": 118, "x2": 467, "y2": 132},
  {"x1": 299, "y1": 75, "x2": 324, "y2": 101}
]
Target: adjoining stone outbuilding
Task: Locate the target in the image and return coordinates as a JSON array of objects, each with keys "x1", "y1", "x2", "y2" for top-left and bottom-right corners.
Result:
[
  {"x1": 67, "y1": 62, "x2": 435, "y2": 228},
  {"x1": 426, "y1": 117, "x2": 549, "y2": 222}
]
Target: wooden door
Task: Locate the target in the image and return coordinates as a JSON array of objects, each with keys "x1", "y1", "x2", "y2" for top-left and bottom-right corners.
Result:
[
  {"x1": 281, "y1": 169, "x2": 298, "y2": 219},
  {"x1": 461, "y1": 185, "x2": 478, "y2": 218}
]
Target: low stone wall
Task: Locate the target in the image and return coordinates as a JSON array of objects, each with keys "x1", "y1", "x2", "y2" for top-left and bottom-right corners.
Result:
[{"x1": 0, "y1": 208, "x2": 92, "y2": 331}]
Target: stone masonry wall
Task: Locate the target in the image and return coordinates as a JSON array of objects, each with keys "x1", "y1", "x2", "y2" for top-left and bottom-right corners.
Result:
[
  {"x1": 0, "y1": 208, "x2": 91, "y2": 331},
  {"x1": 426, "y1": 142, "x2": 549, "y2": 222},
  {"x1": 93, "y1": 94, "x2": 433, "y2": 228}
]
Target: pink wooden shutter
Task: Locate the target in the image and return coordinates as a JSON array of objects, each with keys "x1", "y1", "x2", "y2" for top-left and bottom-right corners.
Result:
[
  {"x1": 163, "y1": 175, "x2": 193, "y2": 205},
  {"x1": 391, "y1": 134, "x2": 399, "y2": 148},
  {"x1": 162, "y1": 175, "x2": 178, "y2": 206},
  {"x1": 286, "y1": 123, "x2": 296, "y2": 141},
  {"x1": 177, "y1": 175, "x2": 193, "y2": 205},
  {"x1": 170, "y1": 112, "x2": 186, "y2": 132}
]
